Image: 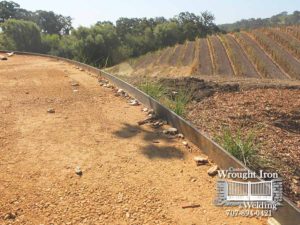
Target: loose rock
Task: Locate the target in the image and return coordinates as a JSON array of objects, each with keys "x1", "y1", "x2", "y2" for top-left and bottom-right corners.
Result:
[
  {"x1": 47, "y1": 108, "x2": 55, "y2": 114},
  {"x1": 151, "y1": 121, "x2": 162, "y2": 129},
  {"x1": 4, "y1": 212, "x2": 16, "y2": 220},
  {"x1": 177, "y1": 133, "x2": 184, "y2": 139},
  {"x1": 117, "y1": 89, "x2": 125, "y2": 94},
  {"x1": 129, "y1": 99, "x2": 140, "y2": 106},
  {"x1": 207, "y1": 165, "x2": 219, "y2": 176},
  {"x1": 182, "y1": 141, "x2": 188, "y2": 147},
  {"x1": 75, "y1": 166, "x2": 82, "y2": 176},
  {"x1": 6, "y1": 52, "x2": 14, "y2": 57},
  {"x1": 163, "y1": 127, "x2": 178, "y2": 135},
  {"x1": 147, "y1": 109, "x2": 154, "y2": 115},
  {"x1": 0, "y1": 55, "x2": 8, "y2": 60},
  {"x1": 71, "y1": 82, "x2": 79, "y2": 87},
  {"x1": 194, "y1": 156, "x2": 209, "y2": 165}
]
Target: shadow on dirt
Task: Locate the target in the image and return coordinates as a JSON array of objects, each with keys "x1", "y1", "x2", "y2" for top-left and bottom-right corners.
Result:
[{"x1": 113, "y1": 123, "x2": 185, "y2": 159}]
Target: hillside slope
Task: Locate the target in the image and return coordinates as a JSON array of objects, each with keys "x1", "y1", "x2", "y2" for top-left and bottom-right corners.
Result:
[{"x1": 107, "y1": 25, "x2": 300, "y2": 81}]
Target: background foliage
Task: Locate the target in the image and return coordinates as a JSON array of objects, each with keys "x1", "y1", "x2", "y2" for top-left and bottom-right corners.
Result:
[
  {"x1": 1, "y1": 1, "x2": 300, "y2": 67},
  {"x1": 0, "y1": 1, "x2": 219, "y2": 67}
]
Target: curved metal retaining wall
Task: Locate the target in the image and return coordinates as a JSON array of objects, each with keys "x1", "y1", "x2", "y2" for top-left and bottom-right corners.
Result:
[{"x1": 1, "y1": 51, "x2": 299, "y2": 225}]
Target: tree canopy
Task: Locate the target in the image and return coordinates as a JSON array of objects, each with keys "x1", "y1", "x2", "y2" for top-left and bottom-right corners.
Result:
[{"x1": 0, "y1": 19, "x2": 41, "y2": 51}]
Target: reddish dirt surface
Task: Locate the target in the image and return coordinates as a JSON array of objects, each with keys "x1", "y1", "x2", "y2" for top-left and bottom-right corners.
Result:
[
  {"x1": 198, "y1": 39, "x2": 213, "y2": 75},
  {"x1": 187, "y1": 88, "x2": 300, "y2": 206},
  {"x1": 209, "y1": 36, "x2": 234, "y2": 76},
  {"x1": 236, "y1": 33, "x2": 286, "y2": 79},
  {"x1": 182, "y1": 41, "x2": 195, "y2": 66},
  {"x1": 0, "y1": 55, "x2": 267, "y2": 224},
  {"x1": 225, "y1": 35, "x2": 259, "y2": 78},
  {"x1": 169, "y1": 44, "x2": 185, "y2": 66}
]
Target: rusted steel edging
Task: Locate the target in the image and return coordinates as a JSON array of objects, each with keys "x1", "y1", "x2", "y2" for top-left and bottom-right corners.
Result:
[{"x1": 1, "y1": 50, "x2": 299, "y2": 225}]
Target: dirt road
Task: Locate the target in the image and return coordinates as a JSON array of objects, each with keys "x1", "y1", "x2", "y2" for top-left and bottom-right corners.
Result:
[{"x1": 0, "y1": 55, "x2": 266, "y2": 224}]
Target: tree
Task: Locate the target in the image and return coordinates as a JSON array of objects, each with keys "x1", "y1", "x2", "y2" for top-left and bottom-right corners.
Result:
[
  {"x1": 34, "y1": 10, "x2": 73, "y2": 35},
  {"x1": 71, "y1": 23, "x2": 120, "y2": 66},
  {"x1": 0, "y1": 19, "x2": 42, "y2": 51},
  {"x1": 0, "y1": 1, "x2": 20, "y2": 22},
  {"x1": 154, "y1": 22, "x2": 183, "y2": 47}
]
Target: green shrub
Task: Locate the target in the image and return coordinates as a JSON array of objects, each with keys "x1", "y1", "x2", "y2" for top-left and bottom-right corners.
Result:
[
  {"x1": 166, "y1": 89, "x2": 192, "y2": 116},
  {"x1": 216, "y1": 127, "x2": 258, "y2": 166},
  {"x1": 0, "y1": 19, "x2": 42, "y2": 51},
  {"x1": 138, "y1": 81, "x2": 166, "y2": 100}
]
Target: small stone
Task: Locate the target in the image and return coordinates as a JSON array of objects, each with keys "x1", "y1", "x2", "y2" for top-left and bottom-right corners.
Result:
[
  {"x1": 6, "y1": 52, "x2": 14, "y2": 57},
  {"x1": 71, "y1": 82, "x2": 79, "y2": 87},
  {"x1": 163, "y1": 127, "x2": 178, "y2": 135},
  {"x1": 182, "y1": 141, "x2": 188, "y2": 146},
  {"x1": 148, "y1": 109, "x2": 154, "y2": 115},
  {"x1": 117, "y1": 89, "x2": 124, "y2": 94},
  {"x1": 79, "y1": 68, "x2": 84, "y2": 71},
  {"x1": 4, "y1": 212, "x2": 16, "y2": 220},
  {"x1": 177, "y1": 133, "x2": 184, "y2": 139},
  {"x1": 292, "y1": 178, "x2": 299, "y2": 184},
  {"x1": 194, "y1": 156, "x2": 209, "y2": 165},
  {"x1": 126, "y1": 212, "x2": 130, "y2": 218},
  {"x1": 191, "y1": 178, "x2": 197, "y2": 182},
  {"x1": 207, "y1": 165, "x2": 219, "y2": 176},
  {"x1": 138, "y1": 118, "x2": 152, "y2": 126},
  {"x1": 129, "y1": 99, "x2": 140, "y2": 106},
  {"x1": 47, "y1": 108, "x2": 55, "y2": 114},
  {"x1": 117, "y1": 193, "x2": 123, "y2": 203},
  {"x1": 75, "y1": 166, "x2": 82, "y2": 176},
  {"x1": 73, "y1": 90, "x2": 79, "y2": 93},
  {"x1": 142, "y1": 108, "x2": 148, "y2": 112},
  {"x1": 151, "y1": 121, "x2": 161, "y2": 128},
  {"x1": 148, "y1": 113, "x2": 156, "y2": 119},
  {"x1": 0, "y1": 55, "x2": 8, "y2": 60}
]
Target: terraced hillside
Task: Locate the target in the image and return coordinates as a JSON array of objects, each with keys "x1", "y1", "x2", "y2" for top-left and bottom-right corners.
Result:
[{"x1": 107, "y1": 25, "x2": 300, "y2": 81}]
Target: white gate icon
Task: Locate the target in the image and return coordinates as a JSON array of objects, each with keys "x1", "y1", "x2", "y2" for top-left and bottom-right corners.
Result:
[{"x1": 226, "y1": 181, "x2": 273, "y2": 201}]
